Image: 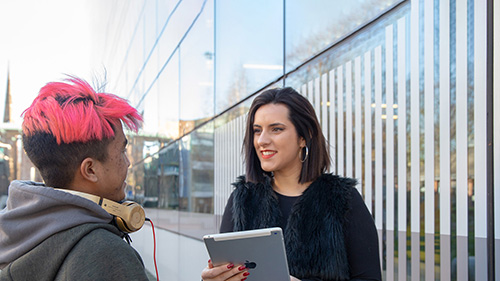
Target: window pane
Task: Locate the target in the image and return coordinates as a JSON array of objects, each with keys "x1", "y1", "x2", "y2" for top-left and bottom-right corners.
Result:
[
  {"x1": 215, "y1": 0, "x2": 283, "y2": 114},
  {"x1": 285, "y1": 0, "x2": 401, "y2": 72},
  {"x1": 179, "y1": 124, "x2": 214, "y2": 214},
  {"x1": 179, "y1": 0, "x2": 214, "y2": 128}
]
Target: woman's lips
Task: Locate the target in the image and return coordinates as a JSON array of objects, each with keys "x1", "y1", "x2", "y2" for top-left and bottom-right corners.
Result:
[{"x1": 260, "y1": 150, "x2": 276, "y2": 159}]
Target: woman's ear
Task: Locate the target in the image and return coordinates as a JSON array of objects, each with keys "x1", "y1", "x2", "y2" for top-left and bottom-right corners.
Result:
[
  {"x1": 80, "y1": 157, "x2": 99, "y2": 183},
  {"x1": 299, "y1": 136, "x2": 306, "y2": 148}
]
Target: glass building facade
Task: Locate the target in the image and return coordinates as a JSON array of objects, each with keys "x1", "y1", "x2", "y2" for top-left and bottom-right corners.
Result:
[{"x1": 88, "y1": 0, "x2": 497, "y2": 280}]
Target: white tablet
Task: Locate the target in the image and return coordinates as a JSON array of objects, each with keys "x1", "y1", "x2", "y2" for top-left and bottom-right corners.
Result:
[{"x1": 203, "y1": 227, "x2": 290, "y2": 281}]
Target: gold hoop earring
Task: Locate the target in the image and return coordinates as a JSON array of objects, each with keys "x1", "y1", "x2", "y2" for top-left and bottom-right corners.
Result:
[{"x1": 301, "y1": 146, "x2": 309, "y2": 163}]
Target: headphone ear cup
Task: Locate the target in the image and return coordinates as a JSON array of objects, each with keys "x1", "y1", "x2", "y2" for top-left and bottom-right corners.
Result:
[
  {"x1": 115, "y1": 217, "x2": 130, "y2": 233},
  {"x1": 114, "y1": 201, "x2": 145, "y2": 233}
]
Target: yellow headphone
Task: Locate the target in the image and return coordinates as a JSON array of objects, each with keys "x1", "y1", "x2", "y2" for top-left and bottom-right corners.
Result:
[{"x1": 56, "y1": 189, "x2": 146, "y2": 233}]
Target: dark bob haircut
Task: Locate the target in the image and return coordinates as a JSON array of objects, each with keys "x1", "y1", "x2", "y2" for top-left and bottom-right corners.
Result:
[{"x1": 243, "y1": 87, "x2": 330, "y2": 184}]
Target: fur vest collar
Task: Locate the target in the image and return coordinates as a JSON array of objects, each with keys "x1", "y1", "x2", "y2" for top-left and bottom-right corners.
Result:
[{"x1": 231, "y1": 173, "x2": 356, "y2": 281}]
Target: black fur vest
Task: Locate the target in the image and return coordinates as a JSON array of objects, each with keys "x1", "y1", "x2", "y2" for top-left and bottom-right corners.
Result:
[{"x1": 230, "y1": 173, "x2": 356, "y2": 281}]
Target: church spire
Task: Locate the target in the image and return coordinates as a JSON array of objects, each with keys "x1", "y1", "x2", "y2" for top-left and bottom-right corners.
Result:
[{"x1": 4, "y1": 65, "x2": 11, "y2": 123}]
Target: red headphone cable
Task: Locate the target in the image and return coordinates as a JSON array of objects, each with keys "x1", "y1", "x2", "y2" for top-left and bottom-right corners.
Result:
[{"x1": 145, "y1": 218, "x2": 159, "y2": 281}]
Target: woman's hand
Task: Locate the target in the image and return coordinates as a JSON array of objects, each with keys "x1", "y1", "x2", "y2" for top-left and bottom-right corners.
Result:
[
  {"x1": 201, "y1": 260, "x2": 250, "y2": 281},
  {"x1": 290, "y1": 276, "x2": 301, "y2": 281}
]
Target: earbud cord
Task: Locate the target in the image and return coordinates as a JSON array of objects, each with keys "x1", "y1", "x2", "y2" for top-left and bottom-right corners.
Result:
[{"x1": 145, "y1": 218, "x2": 159, "y2": 281}]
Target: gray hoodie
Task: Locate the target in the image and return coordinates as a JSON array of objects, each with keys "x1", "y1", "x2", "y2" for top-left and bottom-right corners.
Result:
[{"x1": 0, "y1": 180, "x2": 113, "y2": 269}]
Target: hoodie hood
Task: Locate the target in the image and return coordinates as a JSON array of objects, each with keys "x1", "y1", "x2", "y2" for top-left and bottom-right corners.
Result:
[{"x1": 0, "y1": 180, "x2": 113, "y2": 269}]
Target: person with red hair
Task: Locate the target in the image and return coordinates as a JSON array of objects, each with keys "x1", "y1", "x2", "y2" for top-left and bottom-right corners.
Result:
[{"x1": 0, "y1": 77, "x2": 149, "y2": 280}]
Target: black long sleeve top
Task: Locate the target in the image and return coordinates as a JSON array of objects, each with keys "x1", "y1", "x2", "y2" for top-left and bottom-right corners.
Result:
[{"x1": 219, "y1": 187, "x2": 381, "y2": 281}]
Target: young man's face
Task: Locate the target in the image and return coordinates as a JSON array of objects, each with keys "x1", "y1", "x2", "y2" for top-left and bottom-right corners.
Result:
[{"x1": 95, "y1": 122, "x2": 130, "y2": 201}]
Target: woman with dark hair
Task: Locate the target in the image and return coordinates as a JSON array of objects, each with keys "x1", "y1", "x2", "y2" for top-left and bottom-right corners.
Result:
[{"x1": 201, "y1": 87, "x2": 381, "y2": 281}]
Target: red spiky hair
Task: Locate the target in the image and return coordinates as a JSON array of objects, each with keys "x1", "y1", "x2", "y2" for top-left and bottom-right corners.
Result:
[{"x1": 22, "y1": 77, "x2": 143, "y2": 144}]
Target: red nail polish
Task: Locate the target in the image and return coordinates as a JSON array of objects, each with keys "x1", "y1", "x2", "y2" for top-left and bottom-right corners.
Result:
[
  {"x1": 241, "y1": 278, "x2": 247, "y2": 281},
  {"x1": 227, "y1": 263, "x2": 234, "y2": 269},
  {"x1": 238, "y1": 265, "x2": 246, "y2": 271},
  {"x1": 243, "y1": 272, "x2": 250, "y2": 276},
  {"x1": 208, "y1": 259, "x2": 211, "y2": 263}
]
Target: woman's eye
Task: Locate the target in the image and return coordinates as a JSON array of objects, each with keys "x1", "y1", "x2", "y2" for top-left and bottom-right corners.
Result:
[{"x1": 272, "y1": 127, "x2": 283, "y2": 132}]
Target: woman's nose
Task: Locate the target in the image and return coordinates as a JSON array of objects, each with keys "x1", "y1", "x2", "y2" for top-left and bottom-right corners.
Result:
[{"x1": 257, "y1": 130, "x2": 270, "y2": 146}]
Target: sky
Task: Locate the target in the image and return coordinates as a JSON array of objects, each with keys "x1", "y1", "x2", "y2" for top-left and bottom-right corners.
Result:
[{"x1": 0, "y1": 0, "x2": 95, "y2": 126}]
